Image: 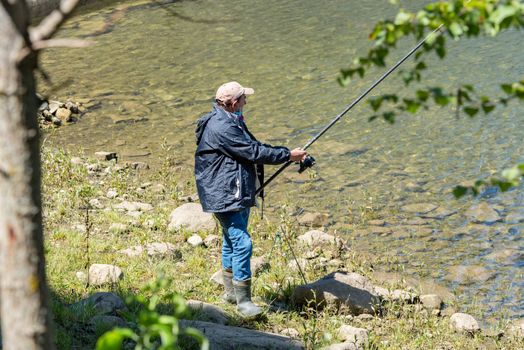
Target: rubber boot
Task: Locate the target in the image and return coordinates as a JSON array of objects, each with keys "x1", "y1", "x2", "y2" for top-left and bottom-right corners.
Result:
[
  {"x1": 221, "y1": 269, "x2": 236, "y2": 304},
  {"x1": 233, "y1": 279, "x2": 263, "y2": 318}
]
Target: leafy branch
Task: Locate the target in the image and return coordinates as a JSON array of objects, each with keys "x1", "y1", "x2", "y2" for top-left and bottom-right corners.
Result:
[
  {"x1": 96, "y1": 276, "x2": 209, "y2": 350},
  {"x1": 339, "y1": 0, "x2": 524, "y2": 194},
  {"x1": 338, "y1": 0, "x2": 523, "y2": 121}
]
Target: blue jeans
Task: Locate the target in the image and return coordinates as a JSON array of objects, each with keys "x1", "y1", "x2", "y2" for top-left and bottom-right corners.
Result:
[{"x1": 214, "y1": 208, "x2": 252, "y2": 282}]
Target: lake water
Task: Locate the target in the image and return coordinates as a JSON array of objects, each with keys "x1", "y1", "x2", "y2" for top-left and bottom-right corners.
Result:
[{"x1": 40, "y1": 0, "x2": 524, "y2": 322}]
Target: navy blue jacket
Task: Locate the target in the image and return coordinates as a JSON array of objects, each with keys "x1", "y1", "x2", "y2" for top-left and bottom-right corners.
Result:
[{"x1": 195, "y1": 104, "x2": 290, "y2": 213}]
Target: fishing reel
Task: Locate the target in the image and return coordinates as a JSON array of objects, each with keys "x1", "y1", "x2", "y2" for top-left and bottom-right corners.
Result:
[{"x1": 298, "y1": 155, "x2": 316, "y2": 173}]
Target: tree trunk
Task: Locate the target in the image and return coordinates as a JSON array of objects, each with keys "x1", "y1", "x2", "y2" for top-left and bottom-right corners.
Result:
[{"x1": 0, "y1": 1, "x2": 54, "y2": 349}]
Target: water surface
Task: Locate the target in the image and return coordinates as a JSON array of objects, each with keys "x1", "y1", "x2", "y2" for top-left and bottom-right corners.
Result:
[{"x1": 40, "y1": 0, "x2": 524, "y2": 321}]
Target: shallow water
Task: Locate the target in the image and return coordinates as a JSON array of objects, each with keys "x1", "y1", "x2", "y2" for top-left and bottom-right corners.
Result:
[{"x1": 40, "y1": 0, "x2": 524, "y2": 321}]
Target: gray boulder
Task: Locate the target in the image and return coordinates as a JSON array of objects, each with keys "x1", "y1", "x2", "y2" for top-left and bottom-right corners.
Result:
[
  {"x1": 168, "y1": 203, "x2": 216, "y2": 232},
  {"x1": 338, "y1": 324, "x2": 368, "y2": 348},
  {"x1": 71, "y1": 292, "x2": 126, "y2": 316},
  {"x1": 88, "y1": 264, "x2": 123, "y2": 286},
  {"x1": 292, "y1": 271, "x2": 379, "y2": 315},
  {"x1": 187, "y1": 234, "x2": 204, "y2": 247},
  {"x1": 449, "y1": 312, "x2": 480, "y2": 334},
  {"x1": 187, "y1": 300, "x2": 229, "y2": 325},
  {"x1": 90, "y1": 315, "x2": 127, "y2": 330},
  {"x1": 419, "y1": 294, "x2": 442, "y2": 310},
  {"x1": 179, "y1": 320, "x2": 304, "y2": 349}
]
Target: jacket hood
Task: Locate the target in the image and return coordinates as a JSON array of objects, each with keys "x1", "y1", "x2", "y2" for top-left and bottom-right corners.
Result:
[{"x1": 195, "y1": 105, "x2": 218, "y2": 145}]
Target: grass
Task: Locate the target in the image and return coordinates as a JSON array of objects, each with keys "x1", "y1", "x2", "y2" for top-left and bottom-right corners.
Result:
[{"x1": 41, "y1": 146, "x2": 523, "y2": 349}]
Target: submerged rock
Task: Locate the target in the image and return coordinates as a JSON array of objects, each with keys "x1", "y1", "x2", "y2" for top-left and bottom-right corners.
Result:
[
  {"x1": 445, "y1": 265, "x2": 495, "y2": 285},
  {"x1": 465, "y1": 202, "x2": 501, "y2": 224},
  {"x1": 505, "y1": 210, "x2": 524, "y2": 224},
  {"x1": 401, "y1": 203, "x2": 438, "y2": 214}
]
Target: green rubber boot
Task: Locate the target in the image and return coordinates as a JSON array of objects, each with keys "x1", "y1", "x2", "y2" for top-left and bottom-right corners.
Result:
[
  {"x1": 233, "y1": 279, "x2": 263, "y2": 318},
  {"x1": 221, "y1": 269, "x2": 236, "y2": 304}
]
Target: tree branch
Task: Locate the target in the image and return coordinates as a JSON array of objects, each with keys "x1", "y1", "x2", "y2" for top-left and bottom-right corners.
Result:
[
  {"x1": 29, "y1": 0, "x2": 80, "y2": 43},
  {"x1": 32, "y1": 38, "x2": 93, "y2": 50}
]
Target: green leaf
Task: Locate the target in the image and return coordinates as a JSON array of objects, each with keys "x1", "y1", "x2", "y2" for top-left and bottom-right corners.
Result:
[
  {"x1": 435, "y1": 95, "x2": 450, "y2": 106},
  {"x1": 394, "y1": 11, "x2": 412, "y2": 25},
  {"x1": 415, "y1": 61, "x2": 427, "y2": 70},
  {"x1": 403, "y1": 99, "x2": 420, "y2": 113},
  {"x1": 416, "y1": 89, "x2": 429, "y2": 101},
  {"x1": 452, "y1": 186, "x2": 468, "y2": 198},
  {"x1": 96, "y1": 328, "x2": 137, "y2": 350},
  {"x1": 490, "y1": 5, "x2": 517, "y2": 26},
  {"x1": 449, "y1": 22, "x2": 463, "y2": 38},
  {"x1": 502, "y1": 167, "x2": 521, "y2": 181},
  {"x1": 369, "y1": 97, "x2": 383, "y2": 111},
  {"x1": 463, "y1": 106, "x2": 479, "y2": 117},
  {"x1": 501, "y1": 84, "x2": 513, "y2": 94},
  {"x1": 481, "y1": 102, "x2": 495, "y2": 113},
  {"x1": 383, "y1": 111, "x2": 396, "y2": 124}
]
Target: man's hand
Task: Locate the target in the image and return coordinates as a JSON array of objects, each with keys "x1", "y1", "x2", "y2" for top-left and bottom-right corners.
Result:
[{"x1": 290, "y1": 148, "x2": 308, "y2": 162}]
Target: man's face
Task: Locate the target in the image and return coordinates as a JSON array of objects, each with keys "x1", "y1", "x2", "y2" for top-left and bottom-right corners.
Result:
[{"x1": 234, "y1": 94, "x2": 247, "y2": 112}]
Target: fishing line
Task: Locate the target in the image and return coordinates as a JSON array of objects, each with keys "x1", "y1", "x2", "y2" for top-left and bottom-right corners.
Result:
[{"x1": 255, "y1": 24, "x2": 444, "y2": 196}]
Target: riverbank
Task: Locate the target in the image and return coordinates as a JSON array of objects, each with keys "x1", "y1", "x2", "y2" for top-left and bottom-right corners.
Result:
[{"x1": 41, "y1": 146, "x2": 523, "y2": 349}]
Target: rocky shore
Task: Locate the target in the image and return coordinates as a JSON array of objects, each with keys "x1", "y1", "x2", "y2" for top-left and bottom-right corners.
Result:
[{"x1": 40, "y1": 149, "x2": 524, "y2": 349}]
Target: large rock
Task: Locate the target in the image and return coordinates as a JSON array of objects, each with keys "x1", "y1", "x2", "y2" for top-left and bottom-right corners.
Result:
[
  {"x1": 89, "y1": 315, "x2": 127, "y2": 330},
  {"x1": 298, "y1": 212, "x2": 329, "y2": 227},
  {"x1": 168, "y1": 203, "x2": 216, "y2": 232},
  {"x1": 419, "y1": 294, "x2": 442, "y2": 310},
  {"x1": 465, "y1": 202, "x2": 501, "y2": 224},
  {"x1": 338, "y1": 324, "x2": 368, "y2": 348},
  {"x1": 88, "y1": 264, "x2": 123, "y2": 286},
  {"x1": 449, "y1": 312, "x2": 480, "y2": 334},
  {"x1": 179, "y1": 320, "x2": 304, "y2": 349},
  {"x1": 70, "y1": 292, "x2": 126, "y2": 316},
  {"x1": 292, "y1": 271, "x2": 379, "y2": 315},
  {"x1": 187, "y1": 300, "x2": 229, "y2": 325},
  {"x1": 187, "y1": 234, "x2": 204, "y2": 247},
  {"x1": 145, "y1": 242, "x2": 180, "y2": 258}
]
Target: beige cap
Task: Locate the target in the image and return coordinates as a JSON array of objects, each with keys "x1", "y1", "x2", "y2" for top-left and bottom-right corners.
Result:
[{"x1": 215, "y1": 81, "x2": 254, "y2": 103}]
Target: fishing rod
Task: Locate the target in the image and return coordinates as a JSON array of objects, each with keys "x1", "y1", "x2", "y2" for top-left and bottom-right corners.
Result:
[{"x1": 255, "y1": 24, "x2": 444, "y2": 196}]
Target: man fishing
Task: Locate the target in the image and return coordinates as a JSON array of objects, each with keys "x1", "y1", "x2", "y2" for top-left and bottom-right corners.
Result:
[{"x1": 194, "y1": 81, "x2": 307, "y2": 317}]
